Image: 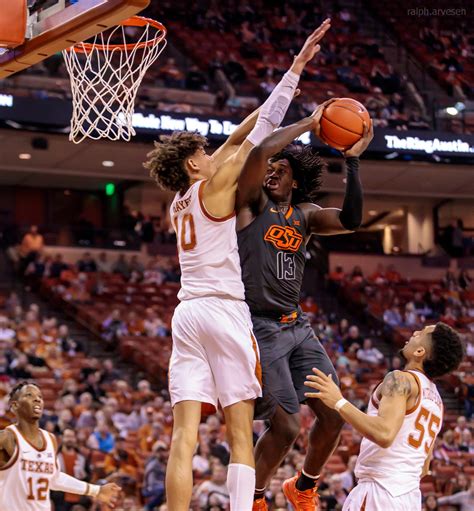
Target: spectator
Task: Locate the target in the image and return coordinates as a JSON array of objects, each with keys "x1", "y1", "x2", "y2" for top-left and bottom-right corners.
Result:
[
  {"x1": 19, "y1": 225, "x2": 44, "y2": 270},
  {"x1": 104, "y1": 436, "x2": 140, "y2": 482},
  {"x1": 437, "y1": 479, "x2": 474, "y2": 511},
  {"x1": 344, "y1": 325, "x2": 363, "y2": 351},
  {"x1": 423, "y1": 494, "x2": 439, "y2": 511},
  {"x1": 158, "y1": 58, "x2": 185, "y2": 88},
  {"x1": 185, "y1": 65, "x2": 208, "y2": 91},
  {"x1": 112, "y1": 254, "x2": 130, "y2": 278},
  {"x1": 88, "y1": 421, "x2": 115, "y2": 453},
  {"x1": 0, "y1": 316, "x2": 16, "y2": 345},
  {"x1": 77, "y1": 252, "x2": 97, "y2": 273},
  {"x1": 340, "y1": 455, "x2": 357, "y2": 492},
  {"x1": 404, "y1": 302, "x2": 421, "y2": 327},
  {"x1": 96, "y1": 252, "x2": 112, "y2": 273},
  {"x1": 125, "y1": 311, "x2": 145, "y2": 336},
  {"x1": 102, "y1": 309, "x2": 127, "y2": 348},
  {"x1": 357, "y1": 338, "x2": 384, "y2": 365},
  {"x1": 408, "y1": 110, "x2": 430, "y2": 130},
  {"x1": 321, "y1": 473, "x2": 348, "y2": 509},
  {"x1": 383, "y1": 306, "x2": 403, "y2": 327},
  {"x1": 50, "y1": 254, "x2": 69, "y2": 278},
  {"x1": 143, "y1": 308, "x2": 168, "y2": 338},
  {"x1": 195, "y1": 464, "x2": 230, "y2": 510},
  {"x1": 459, "y1": 269, "x2": 472, "y2": 290},
  {"x1": 58, "y1": 325, "x2": 83, "y2": 355},
  {"x1": 53, "y1": 428, "x2": 90, "y2": 511},
  {"x1": 143, "y1": 441, "x2": 167, "y2": 511}
]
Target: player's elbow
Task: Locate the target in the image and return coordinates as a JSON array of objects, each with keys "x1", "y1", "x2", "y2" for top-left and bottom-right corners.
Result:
[{"x1": 339, "y1": 211, "x2": 362, "y2": 230}]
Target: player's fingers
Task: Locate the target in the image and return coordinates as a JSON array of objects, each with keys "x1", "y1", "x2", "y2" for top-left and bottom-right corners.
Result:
[
  {"x1": 312, "y1": 367, "x2": 329, "y2": 379},
  {"x1": 304, "y1": 392, "x2": 322, "y2": 399},
  {"x1": 305, "y1": 373, "x2": 325, "y2": 383}
]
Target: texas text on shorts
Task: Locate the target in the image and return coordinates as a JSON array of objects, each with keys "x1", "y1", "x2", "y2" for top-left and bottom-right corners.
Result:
[
  {"x1": 0, "y1": 382, "x2": 120, "y2": 511},
  {"x1": 142, "y1": 25, "x2": 330, "y2": 506},
  {"x1": 236, "y1": 97, "x2": 373, "y2": 510},
  {"x1": 305, "y1": 323, "x2": 465, "y2": 511}
]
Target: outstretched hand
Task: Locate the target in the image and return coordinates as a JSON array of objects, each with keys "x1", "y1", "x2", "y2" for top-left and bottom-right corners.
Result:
[
  {"x1": 292, "y1": 19, "x2": 331, "y2": 74},
  {"x1": 310, "y1": 98, "x2": 339, "y2": 135},
  {"x1": 96, "y1": 483, "x2": 121, "y2": 509},
  {"x1": 304, "y1": 368, "x2": 344, "y2": 409},
  {"x1": 344, "y1": 121, "x2": 374, "y2": 158}
]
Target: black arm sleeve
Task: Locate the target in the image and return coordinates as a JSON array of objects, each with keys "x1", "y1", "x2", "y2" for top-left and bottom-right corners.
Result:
[{"x1": 338, "y1": 156, "x2": 363, "y2": 230}]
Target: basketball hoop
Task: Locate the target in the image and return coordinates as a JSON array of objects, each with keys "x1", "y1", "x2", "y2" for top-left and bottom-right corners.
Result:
[{"x1": 62, "y1": 16, "x2": 167, "y2": 144}]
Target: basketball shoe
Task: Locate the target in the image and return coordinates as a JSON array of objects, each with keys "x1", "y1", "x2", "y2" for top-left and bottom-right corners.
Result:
[
  {"x1": 252, "y1": 497, "x2": 268, "y2": 511},
  {"x1": 282, "y1": 474, "x2": 319, "y2": 511}
]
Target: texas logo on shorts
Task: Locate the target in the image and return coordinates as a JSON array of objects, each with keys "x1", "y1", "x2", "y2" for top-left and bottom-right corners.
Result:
[{"x1": 264, "y1": 225, "x2": 303, "y2": 252}]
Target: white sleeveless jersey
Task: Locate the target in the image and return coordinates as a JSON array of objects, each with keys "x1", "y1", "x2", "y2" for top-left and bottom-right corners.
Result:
[
  {"x1": 355, "y1": 370, "x2": 444, "y2": 497},
  {"x1": 170, "y1": 180, "x2": 245, "y2": 301},
  {"x1": 0, "y1": 425, "x2": 57, "y2": 510}
]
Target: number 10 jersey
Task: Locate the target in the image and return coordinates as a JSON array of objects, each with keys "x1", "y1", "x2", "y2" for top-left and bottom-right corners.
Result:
[
  {"x1": 355, "y1": 370, "x2": 443, "y2": 497},
  {"x1": 170, "y1": 180, "x2": 245, "y2": 302}
]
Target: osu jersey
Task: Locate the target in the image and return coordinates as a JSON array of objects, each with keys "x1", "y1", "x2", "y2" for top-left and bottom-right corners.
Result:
[
  {"x1": 355, "y1": 370, "x2": 444, "y2": 497},
  {"x1": 170, "y1": 180, "x2": 245, "y2": 302},
  {"x1": 238, "y1": 200, "x2": 307, "y2": 316},
  {"x1": 0, "y1": 424, "x2": 57, "y2": 510}
]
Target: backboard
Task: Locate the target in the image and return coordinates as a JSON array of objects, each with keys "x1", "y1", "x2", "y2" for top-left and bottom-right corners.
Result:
[{"x1": 0, "y1": 0, "x2": 150, "y2": 79}]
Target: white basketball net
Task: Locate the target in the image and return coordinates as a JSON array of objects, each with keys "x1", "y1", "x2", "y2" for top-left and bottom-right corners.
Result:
[{"x1": 62, "y1": 20, "x2": 167, "y2": 144}]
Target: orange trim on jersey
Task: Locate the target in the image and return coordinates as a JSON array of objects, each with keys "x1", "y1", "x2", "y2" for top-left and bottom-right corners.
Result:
[
  {"x1": 404, "y1": 371, "x2": 422, "y2": 415},
  {"x1": 15, "y1": 426, "x2": 47, "y2": 452},
  {"x1": 0, "y1": 427, "x2": 19, "y2": 471},
  {"x1": 360, "y1": 494, "x2": 368, "y2": 510},
  {"x1": 198, "y1": 180, "x2": 236, "y2": 222},
  {"x1": 285, "y1": 205, "x2": 294, "y2": 220},
  {"x1": 250, "y1": 332, "x2": 262, "y2": 386},
  {"x1": 370, "y1": 379, "x2": 384, "y2": 409}
]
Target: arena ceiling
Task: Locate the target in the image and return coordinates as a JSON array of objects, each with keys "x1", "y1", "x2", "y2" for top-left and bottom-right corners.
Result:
[{"x1": 0, "y1": 130, "x2": 474, "y2": 199}]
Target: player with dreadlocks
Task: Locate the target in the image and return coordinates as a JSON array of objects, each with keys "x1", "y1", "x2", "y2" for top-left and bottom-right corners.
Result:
[
  {"x1": 236, "y1": 102, "x2": 373, "y2": 511},
  {"x1": 0, "y1": 382, "x2": 120, "y2": 510}
]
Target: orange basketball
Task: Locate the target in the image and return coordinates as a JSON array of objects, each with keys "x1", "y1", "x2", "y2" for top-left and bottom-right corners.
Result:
[{"x1": 318, "y1": 98, "x2": 371, "y2": 151}]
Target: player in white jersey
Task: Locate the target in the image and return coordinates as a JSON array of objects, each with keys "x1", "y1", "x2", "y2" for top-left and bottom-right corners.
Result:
[
  {"x1": 144, "y1": 20, "x2": 332, "y2": 511},
  {"x1": 304, "y1": 322, "x2": 464, "y2": 510},
  {"x1": 0, "y1": 382, "x2": 120, "y2": 511}
]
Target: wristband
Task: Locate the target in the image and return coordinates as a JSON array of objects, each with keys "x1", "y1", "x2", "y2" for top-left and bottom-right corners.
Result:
[
  {"x1": 335, "y1": 398, "x2": 349, "y2": 412},
  {"x1": 86, "y1": 483, "x2": 100, "y2": 498}
]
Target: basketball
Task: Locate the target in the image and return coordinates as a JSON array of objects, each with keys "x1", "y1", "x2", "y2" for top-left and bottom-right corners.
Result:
[{"x1": 318, "y1": 98, "x2": 371, "y2": 152}]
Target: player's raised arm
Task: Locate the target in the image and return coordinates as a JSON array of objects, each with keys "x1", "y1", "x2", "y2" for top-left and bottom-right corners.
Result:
[
  {"x1": 304, "y1": 369, "x2": 417, "y2": 448},
  {"x1": 204, "y1": 19, "x2": 331, "y2": 208},
  {"x1": 236, "y1": 101, "x2": 334, "y2": 209},
  {"x1": 300, "y1": 120, "x2": 373, "y2": 235}
]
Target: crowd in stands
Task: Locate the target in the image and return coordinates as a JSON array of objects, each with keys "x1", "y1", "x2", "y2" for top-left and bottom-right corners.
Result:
[
  {"x1": 3, "y1": 0, "x2": 445, "y2": 131},
  {"x1": 1, "y1": 268, "x2": 473, "y2": 509},
  {"x1": 367, "y1": 0, "x2": 473, "y2": 102}
]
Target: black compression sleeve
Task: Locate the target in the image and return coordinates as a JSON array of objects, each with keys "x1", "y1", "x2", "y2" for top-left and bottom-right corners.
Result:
[{"x1": 339, "y1": 156, "x2": 363, "y2": 230}]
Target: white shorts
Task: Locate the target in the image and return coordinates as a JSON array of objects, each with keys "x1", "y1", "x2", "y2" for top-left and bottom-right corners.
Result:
[
  {"x1": 169, "y1": 296, "x2": 262, "y2": 408},
  {"x1": 343, "y1": 481, "x2": 421, "y2": 511}
]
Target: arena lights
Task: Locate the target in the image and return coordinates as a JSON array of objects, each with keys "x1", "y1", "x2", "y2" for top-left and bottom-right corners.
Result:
[
  {"x1": 102, "y1": 160, "x2": 115, "y2": 167},
  {"x1": 368, "y1": 210, "x2": 378, "y2": 216},
  {"x1": 105, "y1": 183, "x2": 115, "y2": 196},
  {"x1": 446, "y1": 107, "x2": 458, "y2": 116},
  {"x1": 18, "y1": 153, "x2": 31, "y2": 160}
]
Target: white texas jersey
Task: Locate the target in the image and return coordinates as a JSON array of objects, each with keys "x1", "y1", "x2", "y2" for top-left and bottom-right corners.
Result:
[
  {"x1": 0, "y1": 425, "x2": 57, "y2": 510},
  {"x1": 355, "y1": 370, "x2": 443, "y2": 497},
  {"x1": 170, "y1": 180, "x2": 245, "y2": 301}
]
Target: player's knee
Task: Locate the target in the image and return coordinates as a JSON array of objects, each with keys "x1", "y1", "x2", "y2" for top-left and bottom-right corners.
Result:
[
  {"x1": 227, "y1": 426, "x2": 253, "y2": 453},
  {"x1": 171, "y1": 426, "x2": 198, "y2": 453},
  {"x1": 274, "y1": 414, "x2": 300, "y2": 447},
  {"x1": 318, "y1": 407, "x2": 344, "y2": 434}
]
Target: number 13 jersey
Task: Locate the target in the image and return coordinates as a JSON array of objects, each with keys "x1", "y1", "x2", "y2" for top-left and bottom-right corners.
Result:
[
  {"x1": 238, "y1": 199, "x2": 307, "y2": 316},
  {"x1": 170, "y1": 180, "x2": 245, "y2": 302},
  {"x1": 355, "y1": 370, "x2": 443, "y2": 497}
]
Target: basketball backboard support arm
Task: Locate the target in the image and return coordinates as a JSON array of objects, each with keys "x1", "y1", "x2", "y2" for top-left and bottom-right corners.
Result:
[{"x1": 0, "y1": 0, "x2": 150, "y2": 79}]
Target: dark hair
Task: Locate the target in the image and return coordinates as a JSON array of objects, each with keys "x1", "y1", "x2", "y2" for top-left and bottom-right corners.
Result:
[
  {"x1": 270, "y1": 144, "x2": 323, "y2": 204},
  {"x1": 144, "y1": 131, "x2": 208, "y2": 193},
  {"x1": 9, "y1": 381, "x2": 40, "y2": 405},
  {"x1": 423, "y1": 322, "x2": 464, "y2": 378}
]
